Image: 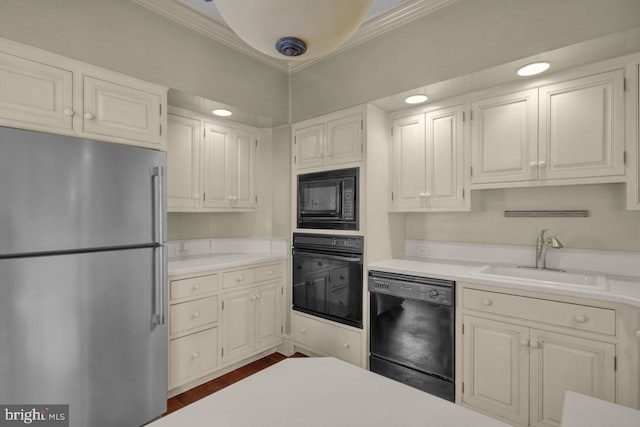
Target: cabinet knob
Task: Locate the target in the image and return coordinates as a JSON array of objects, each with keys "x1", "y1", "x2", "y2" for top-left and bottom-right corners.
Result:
[
  {"x1": 574, "y1": 314, "x2": 588, "y2": 323},
  {"x1": 192, "y1": 283, "x2": 201, "y2": 290},
  {"x1": 267, "y1": 270, "x2": 274, "y2": 275},
  {"x1": 237, "y1": 276, "x2": 244, "y2": 281},
  {"x1": 520, "y1": 339, "x2": 530, "y2": 347},
  {"x1": 424, "y1": 192, "x2": 431, "y2": 198},
  {"x1": 530, "y1": 341, "x2": 540, "y2": 348},
  {"x1": 194, "y1": 193, "x2": 200, "y2": 200},
  {"x1": 191, "y1": 351, "x2": 200, "y2": 359},
  {"x1": 538, "y1": 161, "x2": 547, "y2": 168},
  {"x1": 64, "y1": 108, "x2": 75, "y2": 116},
  {"x1": 301, "y1": 328, "x2": 307, "y2": 334},
  {"x1": 481, "y1": 298, "x2": 493, "y2": 306},
  {"x1": 529, "y1": 161, "x2": 538, "y2": 168},
  {"x1": 636, "y1": 330, "x2": 640, "y2": 339},
  {"x1": 84, "y1": 112, "x2": 95, "y2": 120},
  {"x1": 256, "y1": 294, "x2": 261, "y2": 299},
  {"x1": 343, "y1": 343, "x2": 350, "y2": 349}
]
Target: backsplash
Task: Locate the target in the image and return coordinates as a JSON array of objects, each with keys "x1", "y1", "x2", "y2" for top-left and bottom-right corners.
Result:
[
  {"x1": 405, "y1": 240, "x2": 640, "y2": 278},
  {"x1": 167, "y1": 238, "x2": 288, "y2": 259}
]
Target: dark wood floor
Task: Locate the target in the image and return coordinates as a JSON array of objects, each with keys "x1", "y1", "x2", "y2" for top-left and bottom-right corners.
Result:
[{"x1": 165, "y1": 352, "x2": 307, "y2": 415}]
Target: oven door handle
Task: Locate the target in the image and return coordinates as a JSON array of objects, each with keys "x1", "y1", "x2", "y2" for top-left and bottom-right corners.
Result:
[{"x1": 293, "y1": 249, "x2": 362, "y2": 263}]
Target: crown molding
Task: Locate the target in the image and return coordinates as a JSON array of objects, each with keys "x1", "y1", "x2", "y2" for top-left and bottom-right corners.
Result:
[{"x1": 133, "y1": 0, "x2": 458, "y2": 74}]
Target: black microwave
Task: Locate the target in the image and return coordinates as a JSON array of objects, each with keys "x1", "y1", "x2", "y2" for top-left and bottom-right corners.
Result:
[{"x1": 297, "y1": 168, "x2": 358, "y2": 230}]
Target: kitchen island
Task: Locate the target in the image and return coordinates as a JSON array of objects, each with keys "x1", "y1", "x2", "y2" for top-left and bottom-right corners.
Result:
[{"x1": 150, "y1": 357, "x2": 509, "y2": 427}]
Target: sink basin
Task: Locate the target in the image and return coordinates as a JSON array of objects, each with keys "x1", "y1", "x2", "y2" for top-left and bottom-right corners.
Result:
[{"x1": 476, "y1": 265, "x2": 609, "y2": 291}]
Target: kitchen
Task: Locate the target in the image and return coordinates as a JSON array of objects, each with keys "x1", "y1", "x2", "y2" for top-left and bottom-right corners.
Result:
[{"x1": 1, "y1": 0, "x2": 640, "y2": 426}]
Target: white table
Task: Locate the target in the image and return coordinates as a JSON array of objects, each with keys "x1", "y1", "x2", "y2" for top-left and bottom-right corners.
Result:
[
  {"x1": 150, "y1": 357, "x2": 509, "y2": 427},
  {"x1": 561, "y1": 391, "x2": 640, "y2": 427}
]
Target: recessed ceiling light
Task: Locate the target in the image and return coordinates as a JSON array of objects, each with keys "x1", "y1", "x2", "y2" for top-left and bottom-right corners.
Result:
[
  {"x1": 404, "y1": 94, "x2": 428, "y2": 105},
  {"x1": 212, "y1": 109, "x2": 232, "y2": 117},
  {"x1": 517, "y1": 62, "x2": 550, "y2": 77}
]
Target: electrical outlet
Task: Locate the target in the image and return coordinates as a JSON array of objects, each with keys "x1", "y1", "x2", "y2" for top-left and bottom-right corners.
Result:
[{"x1": 416, "y1": 245, "x2": 431, "y2": 257}]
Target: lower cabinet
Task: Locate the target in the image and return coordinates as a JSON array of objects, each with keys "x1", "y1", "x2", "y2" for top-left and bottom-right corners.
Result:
[
  {"x1": 292, "y1": 312, "x2": 363, "y2": 366},
  {"x1": 168, "y1": 261, "x2": 285, "y2": 394},
  {"x1": 460, "y1": 284, "x2": 618, "y2": 427}
]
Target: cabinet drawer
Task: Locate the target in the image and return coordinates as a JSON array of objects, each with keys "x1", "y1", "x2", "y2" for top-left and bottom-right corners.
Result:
[
  {"x1": 463, "y1": 288, "x2": 616, "y2": 335},
  {"x1": 222, "y1": 267, "x2": 256, "y2": 289},
  {"x1": 293, "y1": 313, "x2": 362, "y2": 366},
  {"x1": 255, "y1": 263, "x2": 284, "y2": 282},
  {"x1": 169, "y1": 327, "x2": 218, "y2": 389},
  {"x1": 170, "y1": 274, "x2": 219, "y2": 300},
  {"x1": 170, "y1": 296, "x2": 218, "y2": 336}
]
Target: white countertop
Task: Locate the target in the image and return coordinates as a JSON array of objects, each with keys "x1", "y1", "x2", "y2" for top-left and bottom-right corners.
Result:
[
  {"x1": 168, "y1": 253, "x2": 287, "y2": 276},
  {"x1": 149, "y1": 357, "x2": 509, "y2": 427},
  {"x1": 368, "y1": 258, "x2": 640, "y2": 308},
  {"x1": 561, "y1": 391, "x2": 640, "y2": 427}
]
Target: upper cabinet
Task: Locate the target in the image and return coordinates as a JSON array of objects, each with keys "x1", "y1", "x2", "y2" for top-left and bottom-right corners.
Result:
[
  {"x1": 167, "y1": 108, "x2": 259, "y2": 212},
  {"x1": 471, "y1": 70, "x2": 625, "y2": 188},
  {"x1": 628, "y1": 63, "x2": 640, "y2": 210},
  {"x1": 390, "y1": 105, "x2": 467, "y2": 212},
  {"x1": 293, "y1": 106, "x2": 363, "y2": 170},
  {"x1": 0, "y1": 38, "x2": 167, "y2": 151}
]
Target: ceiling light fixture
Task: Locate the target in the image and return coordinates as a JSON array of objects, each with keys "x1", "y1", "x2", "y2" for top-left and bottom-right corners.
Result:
[
  {"x1": 212, "y1": 109, "x2": 232, "y2": 117},
  {"x1": 404, "y1": 95, "x2": 429, "y2": 105},
  {"x1": 517, "y1": 62, "x2": 551, "y2": 77},
  {"x1": 209, "y1": 0, "x2": 373, "y2": 60}
]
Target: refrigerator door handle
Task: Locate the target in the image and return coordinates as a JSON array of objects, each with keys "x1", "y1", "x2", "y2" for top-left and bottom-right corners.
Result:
[
  {"x1": 152, "y1": 165, "x2": 166, "y2": 244},
  {"x1": 154, "y1": 245, "x2": 166, "y2": 325}
]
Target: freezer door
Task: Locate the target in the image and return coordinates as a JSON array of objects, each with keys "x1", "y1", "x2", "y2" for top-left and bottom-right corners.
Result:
[
  {"x1": 0, "y1": 247, "x2": 167, "y2": 427},
  {"x1": 0, "y1": 127, "x2": 166, "y2": 256}
]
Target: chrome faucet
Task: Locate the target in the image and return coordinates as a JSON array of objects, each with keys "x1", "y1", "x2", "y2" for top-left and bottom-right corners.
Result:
[{"x1": 535, "y1": 229, "x2": 564, "y2": 270}]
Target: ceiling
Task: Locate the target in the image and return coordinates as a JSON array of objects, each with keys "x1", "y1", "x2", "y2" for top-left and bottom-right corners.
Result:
[{"x1": 133, "y1": 0, "x2": 457, "y2": 72}]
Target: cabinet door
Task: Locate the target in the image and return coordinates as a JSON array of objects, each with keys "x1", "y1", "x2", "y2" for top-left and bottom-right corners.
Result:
[
  {"x1": 232, "y1": 128, "x2": 258, "y2": 209},
  {"x1": 538, "y1": 70, "x2": 625, "y2": 180},
  {"x1": 326, "y1": 113, "x2": 363, "y2": 166},
  {"x1": 471, "y1": 89, "x2": 538, "y2": 184},
  {"x1": 462, "y1": 316, "x2": 529, "y2": 426},
  {"x1": 0, "y1": 52, "x2": 74, "y2": 131},
  {"x1": 167, "y1": 114, "x2": 201, "y2": 210},
  {"x1": 390, "y1": 114, "x2": 426, "y2": 210},
  {"x1": 425, "y1": 105, "x2": 465, "y2": 209},
  {"x1": 255, "y1": 283, "x2": 283, "y2": 350},
  {"x1": 202, "y1": 123, "x2": 231, "y2": 208},
  {"x1": 294, "y1": 123, "x2": 324, "y2": 169},
  {"x1": 82, "y1": 76, "x2": 162, "y2": 145},
  {"x1": 529, "y1": 329, "x2": 616, "y2": 427},
  {"x1": 221, "y1": 290, "x2": 255, "y2": 365}
]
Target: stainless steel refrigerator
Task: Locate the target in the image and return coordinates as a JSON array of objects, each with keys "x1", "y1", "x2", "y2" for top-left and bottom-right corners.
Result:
[{"x1": 0, "y1": 127, "x2": 168, "y2": 426}]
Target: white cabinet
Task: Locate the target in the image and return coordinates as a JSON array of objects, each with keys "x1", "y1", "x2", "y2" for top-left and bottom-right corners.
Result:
[
  {"x1": 0, "y1": 38, "x2": 167, "y2": 150},
  {"x1": 202, "y1": 122, "x2": 257, "y2": 209},
  {"x1": 390, "y1": 105, "x2": 466, "y2": 211},
  {"x1": 167, "y1": 107, "x2": 259, "y2": 212},
  {"x1": 292, "y1": 312, "x2": 363, "y2": 366},
  {"x1": 82, "y1": 76, "x2": 162, "y2": 145},
  {"x1": 222, "y1": 282, "x2": 283, "y2": 365},
  {"x1": 167, "y1": 113, "x2": 201, "y2": 209},
  {"x1": 462, "y1": 316, "x2": 530, "y2": 426},
  {"x1": 168, "y1": 260, "x2": 285, "y2": 395},
  {"x1": 471, "y1": 89, "x2": 538, "y2": 184},
  {"x1": 460, "y1": 284, "x2": 618, "y2": 427},
  {"x1": 293, "y1": 106, "x2": 363, "y2": 170},
  {"x1": 628, "y1": 63, "x2": 640, "y2": 210},
  {"x1": 0, "y1": 52, "x2": 74, "y2": 131},
  {"x1": 471, "y1": 70, "x2": 625, "y2": 188}
]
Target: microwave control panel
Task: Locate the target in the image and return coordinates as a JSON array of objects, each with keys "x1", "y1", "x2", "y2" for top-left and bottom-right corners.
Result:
[{"x1": 343, "y1": 177, "x2": 355, "y2": 220}]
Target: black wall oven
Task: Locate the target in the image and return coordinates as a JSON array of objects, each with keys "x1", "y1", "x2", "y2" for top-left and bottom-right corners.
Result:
[
  {"x1": 292, "y1": 233, "x2": 363, "y2": 328},
  {"x1": 369, "y1": 271, "x2": 455, "y2": 402},
  {"x1": 297, "y1": 167, "x2": 358, "y2": 230}
]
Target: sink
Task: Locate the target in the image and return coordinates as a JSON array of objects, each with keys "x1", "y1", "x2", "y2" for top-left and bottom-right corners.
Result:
[{"x1": 476, "y1": 265, "x2": 609, "y2": 291}]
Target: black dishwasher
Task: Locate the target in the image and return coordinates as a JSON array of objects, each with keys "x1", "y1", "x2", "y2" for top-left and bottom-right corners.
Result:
[{"x1": 369, "y1": 270, "x2": 455, "y2": 401}]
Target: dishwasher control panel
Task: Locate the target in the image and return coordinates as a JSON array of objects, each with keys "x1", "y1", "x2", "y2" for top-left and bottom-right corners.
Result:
[{"x1": 369, "y1": 271, "x2": 453, "y2": 306}]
